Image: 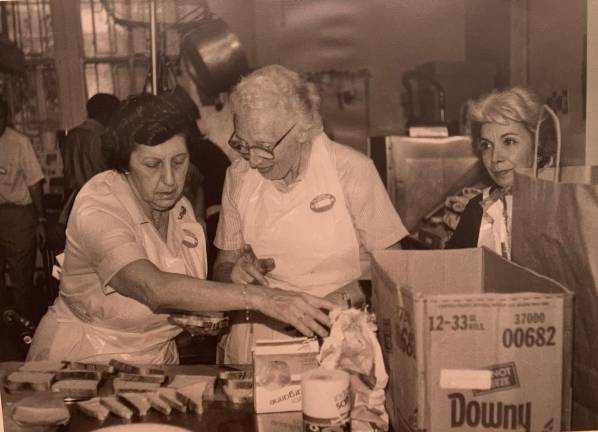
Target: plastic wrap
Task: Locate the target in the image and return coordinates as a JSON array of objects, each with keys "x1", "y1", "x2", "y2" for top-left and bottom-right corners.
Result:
[
  {"x1": 319, "y1": 308, "x2": 389, "y2": 431},
  {"x1": 11, "y1": 391, "x2": 70, "y2": 427}
]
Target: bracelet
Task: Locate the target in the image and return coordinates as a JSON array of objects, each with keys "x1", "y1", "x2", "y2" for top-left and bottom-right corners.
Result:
[{"x1": 241, "y1": 284, "x2": 250, "y2": 321}]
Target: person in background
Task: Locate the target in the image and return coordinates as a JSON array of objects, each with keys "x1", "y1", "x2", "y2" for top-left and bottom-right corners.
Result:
[
  {"x1": 160, "y1": 87, "x2": 208, "y2": 226},
  {"x1": 0, "y1": 97, "x2": 47, "y2": 323},
  {"x1": 445, "y1": 87, "x2": 554, "y2": 258},
  {"x1": 188, "y1": 125, "x2": 231, "y2": 278},
  {"x1": 165, "y1": 84, "x2": 231, "y2": 277},
  {"x1": 61, "y1": 93, "x2": 120, "y2": 200},
  {"x1": 27, "y1": 91, "x2": 335, "y2": 364},
  {"x1": 213, "y1": 65, "x2": 408, "y2": 364},
  {"x1": 182, "y1": 160, "x2": 206, "y2": 226}
]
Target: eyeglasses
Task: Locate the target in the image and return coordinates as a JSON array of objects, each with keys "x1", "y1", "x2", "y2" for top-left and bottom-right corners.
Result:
[{"x1": 228, "y1": 123, "x2": 296, "y2": 160}]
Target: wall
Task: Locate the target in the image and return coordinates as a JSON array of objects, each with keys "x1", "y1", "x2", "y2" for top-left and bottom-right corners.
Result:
[
  {"x1": 207, "y1": 1, "x2": 588, "y2": 160},
  {"x1": 252, "y1": 0, "x2": 467, "y2": 136},
  {"x1": 527, "y1": 0, "x2": 587, "y2": 165},
  {"x1": 462, "y1": 0, "x2": 587, "y2": 165},
  {"x1": 464, "y1": 0, "x2": 510, "y2": 87}
]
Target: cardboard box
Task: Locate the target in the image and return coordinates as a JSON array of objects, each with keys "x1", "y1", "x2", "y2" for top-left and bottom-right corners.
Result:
[
  {"x1": 253, "y1": 337, "x2": 319, "y2": 413},
  {"x1": 371, "y1": 248, "x2": 573, "y2": 432}
]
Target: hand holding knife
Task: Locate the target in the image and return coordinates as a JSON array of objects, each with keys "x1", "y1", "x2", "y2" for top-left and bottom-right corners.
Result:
[{"x1": 231, "y1": 244, "x2": 276, "y2": 286}]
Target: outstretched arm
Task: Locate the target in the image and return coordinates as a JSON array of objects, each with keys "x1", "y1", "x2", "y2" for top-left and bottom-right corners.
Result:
[{"x1": 109, "y1": 258, "x2": 333, "y2": 338}]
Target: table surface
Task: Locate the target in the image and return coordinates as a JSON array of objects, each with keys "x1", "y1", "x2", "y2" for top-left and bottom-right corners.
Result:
[{"x1": 0, "y1": 362, "x2": 303, "y2": 432}]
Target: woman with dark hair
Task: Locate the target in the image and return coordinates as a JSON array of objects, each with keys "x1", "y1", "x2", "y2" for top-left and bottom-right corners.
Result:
[
  {"x1": 446, "y1": 87, "x2": 554, "y2": 258},
  {"x1": 27, "y1": 92, "x2": 335, "y2": 364}
]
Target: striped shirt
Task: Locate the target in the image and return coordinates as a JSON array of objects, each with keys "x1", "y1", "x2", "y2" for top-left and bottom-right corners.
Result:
[{"x1": 215, "y1": 133, "x2": 408, "y2": 253}]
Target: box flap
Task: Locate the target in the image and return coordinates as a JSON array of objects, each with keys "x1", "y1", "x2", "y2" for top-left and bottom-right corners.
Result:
[
  {"x1": 481, "y1": 248, "x2": 572, "y2": 296},
  {"x1": 373, "y1": 249, "x2": 484, "y2": 296}
]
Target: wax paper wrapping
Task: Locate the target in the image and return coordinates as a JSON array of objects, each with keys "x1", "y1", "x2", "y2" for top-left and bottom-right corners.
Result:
[
  {"x1": 318, "y1": 309, "x2": 389, "y2": 431},
  {"x1": 11, "y1": 391, "x2": 71, "y2": 428}
]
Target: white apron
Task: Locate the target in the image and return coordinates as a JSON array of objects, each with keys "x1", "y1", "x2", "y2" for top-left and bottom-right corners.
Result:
[
  {"x1": 221, "y1": 134, "x2": 360, "y2": 364},
  {"x1": 477, "y1": 186, "x2": 513, "y2": 260},
  {"x1": 28, "y1": 192, "x2": 207, "y2": 365}
]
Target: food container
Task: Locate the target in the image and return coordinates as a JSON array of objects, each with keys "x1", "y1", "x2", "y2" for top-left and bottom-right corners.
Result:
[
  {"x1": 253, "y1": 338, "x2": 319, "y2": 413},
  {"x1": 168, "y1": 313, "x2": 229, "y2": 336}
]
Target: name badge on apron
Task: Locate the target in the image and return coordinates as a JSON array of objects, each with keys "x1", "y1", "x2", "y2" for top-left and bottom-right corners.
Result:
[
  {"x1": 182, "y1": 229, "x2": 199, "y2": 248},
  {"x1": 309, "y1": 193, "x2": 336, "y2": 213}
]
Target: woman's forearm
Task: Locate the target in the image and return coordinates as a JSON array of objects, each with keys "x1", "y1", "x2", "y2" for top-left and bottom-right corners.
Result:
[
  {"x1": 110, "y1": 259, "x2": 335, "y2": 338},
  {"x1": 110, "y1": 259, "x2": 259, "y2": 314},
  {"x1": 151, "y1": 271, "x2": 254, "y2": 314}
]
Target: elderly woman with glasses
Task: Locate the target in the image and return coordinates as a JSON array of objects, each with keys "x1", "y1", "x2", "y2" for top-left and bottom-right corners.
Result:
[{"x1": 213, "y1": 65, "x2": 408, "y2": 364}]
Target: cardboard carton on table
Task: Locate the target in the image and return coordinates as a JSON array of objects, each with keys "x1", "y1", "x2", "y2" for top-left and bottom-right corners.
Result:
[{"x1": 371, "y1": 248, "x2": 573, "y2": 432}]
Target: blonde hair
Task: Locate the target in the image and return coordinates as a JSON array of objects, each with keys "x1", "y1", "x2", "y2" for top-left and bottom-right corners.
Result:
[
  {"x1": 230, "y1": 65, "x2": 323, "y2": 139},
  {"x1": 466, "y1": 86, "x2": 555, "y2": 166}
]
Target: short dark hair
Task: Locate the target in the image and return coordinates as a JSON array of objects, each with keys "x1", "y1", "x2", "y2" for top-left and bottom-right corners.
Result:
[
  {"x1": 102, "y1": 88, "x2": 200, "y2": 174},
  {"x1": 86, "y1": 93, "x2": 120, "y2": 124}
]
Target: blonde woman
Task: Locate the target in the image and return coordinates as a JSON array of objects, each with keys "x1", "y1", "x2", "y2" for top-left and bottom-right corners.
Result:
[{"x1": 446, "y1": 87, "x2": 554, "y2": 259}]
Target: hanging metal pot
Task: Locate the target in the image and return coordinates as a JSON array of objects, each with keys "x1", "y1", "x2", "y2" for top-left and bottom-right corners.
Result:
[{"x1": 180, "y1": 17, "x2": 249, "y2": 106}]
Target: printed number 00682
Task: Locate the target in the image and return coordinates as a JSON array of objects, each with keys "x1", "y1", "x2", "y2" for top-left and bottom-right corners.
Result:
[{"x1": 502, "y1": 326, "x2": 556, "y2": 348}]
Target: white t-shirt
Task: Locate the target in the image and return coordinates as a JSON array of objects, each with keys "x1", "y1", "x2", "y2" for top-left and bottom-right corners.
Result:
[
  {"x1": 0, "y1": 127, "x2": 44, "y2": 205},
  {"x1": 215, "y1": 133, "x2": 408, "y2": 253}
]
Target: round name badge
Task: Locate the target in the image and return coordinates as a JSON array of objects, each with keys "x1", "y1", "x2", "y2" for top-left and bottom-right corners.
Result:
[
  {"x1": 309, "y1": 193, "x2": 336, "y2": 213},
  {"x1": 182, "y1": 229, "x2": 199, "y2": 248}
]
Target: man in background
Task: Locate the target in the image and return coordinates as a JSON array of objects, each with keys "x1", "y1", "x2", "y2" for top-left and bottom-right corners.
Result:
[
  {"x1": 61, "y1": 93, "x2": 120, "y2": 200},
  {"x1": 163, "y1": 85, "x2": 231, "y2": 277},
  {"x1": 0, "y1": 97, "x2": 46, "y2": 323}
]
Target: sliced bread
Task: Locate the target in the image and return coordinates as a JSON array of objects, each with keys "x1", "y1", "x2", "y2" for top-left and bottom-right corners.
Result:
[
  {"x1": 51, "y1": 379, "x2": 100, "y2": 399},
  {"x1": 5, "y1": 371, "x2": 55, "y2": 392},
  {"x1": 77, "y1": 397, "x2": 110, "y2": 421},
  {"x1": 112, "y1": 377, "x2": 161, "y2": 394},
  {"x1": 118, "y1": 392, "x2": 152, "y2": 417}
]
